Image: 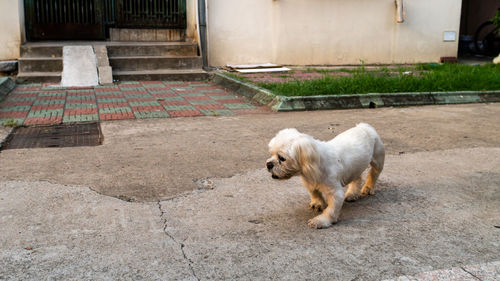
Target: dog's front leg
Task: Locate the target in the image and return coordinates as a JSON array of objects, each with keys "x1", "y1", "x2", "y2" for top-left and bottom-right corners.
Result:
[
  {"x1": 308, "y1": 184, "x2": 344, "y2": 229},
  {"x1": 302, "y1": 178, "x2": 327, "y2": 212}
]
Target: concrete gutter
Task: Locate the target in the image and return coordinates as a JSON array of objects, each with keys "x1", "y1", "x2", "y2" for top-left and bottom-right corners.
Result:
[{"x1": 213, "y1": 72, "x2": 500, "y2": 111}]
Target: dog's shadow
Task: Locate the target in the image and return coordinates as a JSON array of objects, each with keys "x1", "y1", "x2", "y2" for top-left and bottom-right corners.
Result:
[{"x1": 259, "y1": 180, "x2": 425, "y2": 229}]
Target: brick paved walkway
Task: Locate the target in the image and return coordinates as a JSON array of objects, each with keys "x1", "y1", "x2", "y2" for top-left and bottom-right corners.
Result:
[{"x1": 0, "y1": 81, "x2": 271, "y2": 126}]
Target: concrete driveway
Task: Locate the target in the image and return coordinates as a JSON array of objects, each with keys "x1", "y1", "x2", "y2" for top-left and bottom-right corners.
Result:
[{"x1": 1, "y1": 103, "x2": 499, "y2": 280}]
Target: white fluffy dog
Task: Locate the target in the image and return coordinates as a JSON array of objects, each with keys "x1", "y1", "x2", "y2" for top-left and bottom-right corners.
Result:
[{"x1": 266, "y1": 123, "x2": 385, "y2": 229}]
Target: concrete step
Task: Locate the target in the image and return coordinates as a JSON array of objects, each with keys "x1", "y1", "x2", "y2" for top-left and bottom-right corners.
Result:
[
  {"x1": 17, "y1": 72, "x2": 61, "y2": 83},
  {"x1": 20, "y1": 45, "x2": 63, "y2": 58},
  {"x1": 113, "y1": 69, "x2": 210, "y2": 81},
  {"x1": 18, "y1": 58, "x2": 63, "y2": 72},
  {"x1": 109, "y1": 56, "x2": 202, "y2": 71},
  {"x1": 107, "y1": 42, "x2": 198, "y2": 57}
]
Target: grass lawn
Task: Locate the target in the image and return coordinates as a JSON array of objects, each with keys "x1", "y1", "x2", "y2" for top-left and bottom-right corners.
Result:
[{"x1": 254, "y1": 63, "x2": 500, "y2": 97}]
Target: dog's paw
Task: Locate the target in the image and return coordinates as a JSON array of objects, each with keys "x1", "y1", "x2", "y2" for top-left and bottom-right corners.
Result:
[
  {"x1": 307, "y1": 215, "x2": 335, "y2": 229},
  {"x1": 344, "y1": 192, "x2": 360, "y2": 202},
  {"x1": 308, "y1": 200, "x2": 326, "y2": 212},
  {"x1": 360, "y1": 186, "x2": 375, "y2": 196}
]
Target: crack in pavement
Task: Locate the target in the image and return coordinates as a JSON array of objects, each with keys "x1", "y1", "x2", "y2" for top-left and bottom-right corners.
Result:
[
  {"x1": 460, "y1": 266, "x2": 483, "y2": 281},
  {"x1": 157, "y1": 201, "x2": 200, "y2": 281}
]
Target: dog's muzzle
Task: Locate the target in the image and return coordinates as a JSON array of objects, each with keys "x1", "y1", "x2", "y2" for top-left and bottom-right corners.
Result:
[
  {"x1": 266, "y1": 161, "x2": 274, "y2": 171},
  {"x1": 266, "y1": 161, "x2": 280, "y2": 179}
]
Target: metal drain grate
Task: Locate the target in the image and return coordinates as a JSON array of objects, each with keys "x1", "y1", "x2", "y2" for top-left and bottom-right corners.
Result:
[{"x1": 2, "y1": 123, "x2": 103, "y2": 150}]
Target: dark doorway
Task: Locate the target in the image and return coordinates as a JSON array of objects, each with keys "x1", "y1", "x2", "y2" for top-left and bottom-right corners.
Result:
[{"x1": 459, "y1": 0, "x2": 500, "y2": 58}]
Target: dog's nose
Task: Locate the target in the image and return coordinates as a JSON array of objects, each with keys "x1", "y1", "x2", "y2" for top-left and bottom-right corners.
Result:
[{"x1": 266, "y1": 161, "x2": 274, "y2": 170}]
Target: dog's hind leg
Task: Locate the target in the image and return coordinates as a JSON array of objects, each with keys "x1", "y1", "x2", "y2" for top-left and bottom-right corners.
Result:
[
  {"x1": 361, "y1": 138, "x2": 385, "y2": 196},
  {"x1": 344, "y1": 177, "x2": 362, "y2": 202}
]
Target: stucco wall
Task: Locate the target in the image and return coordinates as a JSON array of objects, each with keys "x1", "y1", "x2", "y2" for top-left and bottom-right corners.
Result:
[
  {"x1": 0, "y1": 0, "x2": 23, "y2": 60},
  {"x1": 206, "y1": 0, "x2": 462, "y2": 66},
  {"x1": 186, "y1": 0, "x2": 199, "y2": 42}
]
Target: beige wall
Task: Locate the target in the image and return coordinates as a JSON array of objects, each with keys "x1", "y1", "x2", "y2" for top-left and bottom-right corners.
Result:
[
  {"x1": 186, "y1": 0, "x2": 199, "y2": 42},
  {"x1": 206, "y1": 0, "x2": 462, "y2": 66},
  {"x1": 0, "y1": 0, "x2": 23, "y2": 60}
]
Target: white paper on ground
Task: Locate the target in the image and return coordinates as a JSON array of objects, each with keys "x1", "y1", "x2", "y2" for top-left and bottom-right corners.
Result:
[
  {"x1": 235, "y1": 67, "x2": 291, "y2": 73},
  {"x1": 226, "y1": 63, "x2": 280, "y2": 69}
]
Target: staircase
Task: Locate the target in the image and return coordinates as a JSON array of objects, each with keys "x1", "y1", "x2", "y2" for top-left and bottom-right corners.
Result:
[
  {"x1": 108, "y1": 41, "x2": 208, "y2": 81},
  {"x1": 17, "y1": 41, "x2": 208, "y2": 83},
  {"x1": 18, "y1": 44, "x2": 63, "y2": 83}
]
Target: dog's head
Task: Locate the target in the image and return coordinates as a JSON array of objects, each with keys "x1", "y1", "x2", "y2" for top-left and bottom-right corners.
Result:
[{"x1": 266, "y1": 128, "x2": 321, "y2": 181}]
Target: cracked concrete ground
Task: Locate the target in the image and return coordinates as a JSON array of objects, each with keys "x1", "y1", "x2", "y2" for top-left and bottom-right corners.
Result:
[
  {"x1": 1, "y1": 103, "x2": 500, "y2": 202},
  {"x1": 1, "y1": 103, "x2": 500, "y2": 280}
]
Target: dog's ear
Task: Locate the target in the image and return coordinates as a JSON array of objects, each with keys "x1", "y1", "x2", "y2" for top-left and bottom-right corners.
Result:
[{"x1": 293, "y1": 136, "x2": 321, "y2": 183}]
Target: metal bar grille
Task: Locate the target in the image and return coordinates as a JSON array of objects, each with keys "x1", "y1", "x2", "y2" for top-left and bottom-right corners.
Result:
[
  {"x1": 116, "y1": 0, "x2": 186, "y2": 29},
  {"x1": 32, "y1": 0, "x2": 99, "y2": 24}
]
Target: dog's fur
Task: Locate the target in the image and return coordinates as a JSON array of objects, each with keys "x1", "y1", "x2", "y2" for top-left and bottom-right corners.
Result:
[{"x1": 266, "y1": 123, "x2": 385, "y2": 229}]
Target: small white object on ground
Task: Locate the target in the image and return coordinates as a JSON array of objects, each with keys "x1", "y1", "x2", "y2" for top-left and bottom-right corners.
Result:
[{"x1": 493, "y1": 53, "x2": 500, "y2": 64}]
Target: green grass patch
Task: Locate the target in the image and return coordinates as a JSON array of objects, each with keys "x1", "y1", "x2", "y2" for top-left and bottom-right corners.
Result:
[{"x1": 258, "y1": 63, "x2": 500, "y2": 96}]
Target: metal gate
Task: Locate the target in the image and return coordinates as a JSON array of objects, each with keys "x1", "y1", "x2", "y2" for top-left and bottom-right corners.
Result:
[
  {"x1": 24, "y1": 0, "x2": 186, "y2": 41},
  {"x1": 25, "y1": 0, "x2": 106, "y2": 40},
  {"x1": 115, "y1": 0, "x2": 186, "y2": 29}
]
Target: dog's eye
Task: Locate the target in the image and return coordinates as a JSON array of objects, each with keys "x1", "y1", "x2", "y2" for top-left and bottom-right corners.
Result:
[{"x1": 278, "y1": 155, "x2": 286, "y2": 162}]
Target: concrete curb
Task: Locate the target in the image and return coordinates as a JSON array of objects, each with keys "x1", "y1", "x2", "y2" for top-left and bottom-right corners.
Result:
[
  {"x1": 212, "y1": 72, "x2": 500, "y2": 111},
  {"x1": 212, "y1": 72, "x2": 281, "y2": 109},
  {"x1": 0, "y1": 77, "x2": 16, "y2": 102},
  {"x1": 0, "y1": 126, "x2": 13, "y2": 150}
]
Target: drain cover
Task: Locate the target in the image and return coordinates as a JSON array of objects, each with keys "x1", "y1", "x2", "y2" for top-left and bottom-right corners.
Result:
[{"x1": 2, "y1": 123, "x2": 103, "y2": 150}]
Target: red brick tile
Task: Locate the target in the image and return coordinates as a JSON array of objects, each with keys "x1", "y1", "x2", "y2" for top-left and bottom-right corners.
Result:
[
  {"x1": 168, "y1": 110, "x2": 203, "y2": 117},
  {"x1": 1, "y1": 101, "x2": 34, "y2": 106},
  {"x1": 164, "y1": 83, "x2": 190, "y2": 87},
  {"x1": 67, "y1": 91, "x2": 94, "y2": 96},
  {"x1": 65, "y1": 108, "x2": 98, "y2": 115},
  {"x1": 39, "y1": 90, "x2": 66, "y2": 94},
  {"x1": 126, "y1": 98, "x2": 157, "y2": 102},
  {"x1": 36, "y1": 96, "x2": 66, "y2": 101},
  {"x1": 119, "y1": 84, "x2": 141, "y2": 88},
  {"x1": 205, "y1": 91, "x2": 230, "y2": 96},
  {"x1": 147, "y1": 87, "x2": 173, "y2": 91},
  {"x1": 66, "y1": 99, "x2": 96, "y2": 104},
  {"x1": 216, "y1": 99, "x2": 246, "y2": 104},
  {"x1": 151, "y1": 92, "x2": 177, "y2": 98},
  {"x1": 0, "y1": 111, "x2": 29, "y2": 118},
  {"x1": 184, "y1": 95, "x2": 211, "y2": 101},
  {"x1": 95, "y1": 88, "x2": 120, "y2": 92},
  {"x1": 232, "y1": 108, "x2": 272, "y2": 115},
  {"x1": 14, "y1": 86, "x2": 41, "y2": 91},
  {"x1": 172, "y1": 89, "x2": 199, "y2": 94},
  {"x1": 24, "y1": 116, "x2": 62, "y2": 125},
  {"x1": 131, "y1": 105, "x2": 165, "y2": 112},
  {"x1": 193, "y1": 104, "x2": 226, "y2": 110},
  {"x1": 192, "y1": 86, "x2": 219, "y2": 90},
  {"x1": 123, "y1": 90, "x2": 148, "y2": 95},
  {"x1": 98, "y1": 102, "x2": 129, "y2": 108},
  {"x1": 99, "y1": 112, "x2": 135, "y2": 120},
  {"x1": 95, "y1": 94, "x2": 124, "y2": 99},
  {"x1": 11, "y1": 92, "x2": 39, "y2": 98},
  {"x1": 31, "y1": 104, "x2": 65, "y2": 111},
  {"x1": 159, "y1": 100, "x2": 190, "y2": 106}
]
